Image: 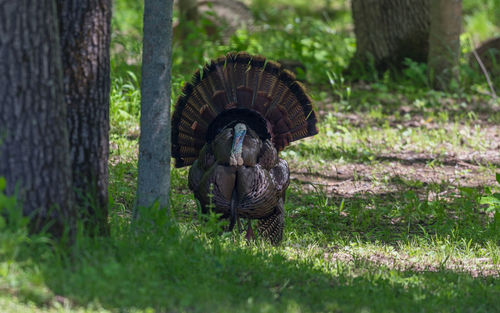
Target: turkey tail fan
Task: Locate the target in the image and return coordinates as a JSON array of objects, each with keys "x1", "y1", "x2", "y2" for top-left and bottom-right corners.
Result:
[{"x1": 172, "y1": 52, "x2": 318, "y2": 168}]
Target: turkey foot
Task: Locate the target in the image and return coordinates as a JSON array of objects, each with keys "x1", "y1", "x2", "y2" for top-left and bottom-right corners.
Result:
[{"x1": 245, "y1": 220, "x2": 255, "y2": 241}]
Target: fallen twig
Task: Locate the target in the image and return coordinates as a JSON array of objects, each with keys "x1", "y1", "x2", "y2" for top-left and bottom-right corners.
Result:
[{"x1": 472, "y1": 45, "x2": 497, "y2": 99}]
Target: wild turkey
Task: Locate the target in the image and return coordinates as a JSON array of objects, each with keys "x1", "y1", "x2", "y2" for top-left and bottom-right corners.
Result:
[{"x1": 171, "y1": 52, "x2": 318, "y2": 244}]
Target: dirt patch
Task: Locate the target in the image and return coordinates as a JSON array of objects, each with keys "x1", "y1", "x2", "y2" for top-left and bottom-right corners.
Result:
[
  {"x1": 289, "y1": 152, "x2": 498, "y2": 197},
  {"x1": 324, "y1": 250, "x2": 500, "y2": 277},
  {"x1": 289, "y1": 103, "x2": 499, "y2": 197}
]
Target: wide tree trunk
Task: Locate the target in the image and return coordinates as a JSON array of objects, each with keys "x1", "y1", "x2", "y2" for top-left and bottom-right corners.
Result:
[
  {"x1": 0, "y1": 0, "x2": 75, "y2": 234},
  {"x1": 57, "y1": 0, "x2": 112, "y2": 233},
  {"x1": 428, "y1": 0, "x2": 462, "y2": 90},
  {"x1": 349, "y1": 0, "x2": 430, "y2": 73},
  {"x1": 136, "y1": 0, "x2": 173, "y2": 210}
]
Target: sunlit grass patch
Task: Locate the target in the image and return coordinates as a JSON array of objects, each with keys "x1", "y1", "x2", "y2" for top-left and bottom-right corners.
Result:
[{"x1": 285, "y1": 111, "x2": 499, "y2": 165}]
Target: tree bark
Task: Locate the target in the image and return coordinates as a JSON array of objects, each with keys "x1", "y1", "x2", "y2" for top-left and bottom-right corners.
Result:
[
  {"x1": 57, "y1": 0, "x2": 112, "y2": 233},
  {"x1": 349, "y1": 0, "x2": 430, "y2": 73},
  {"x1": 176, "y1": 0, "x2": 198, "y2": 42},
  {"x1": 136, "y1": 0, "x2": 173, "y2": 210},
  {"x1": 428, "y1": 0, "x2": 462, "y2": 90},
  {"x1": 0, "y1": 0, "x2": 75, "y2": 234},
  {"x1": 179, "y1": 0, "x2": 198, "y2": 24}
]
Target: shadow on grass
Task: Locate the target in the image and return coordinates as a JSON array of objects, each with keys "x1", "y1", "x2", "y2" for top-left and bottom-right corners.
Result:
[
  {"x1": 285, "y1": 177, "x2": 500, "y2": 246},
  {"x1": 94, "y1": 159, "x2": 499, "y2": 312},
  {"x1": 35, "y1": 213, "x2": 499, "y2": 313},
  {"x1": 19, "y1": 164, "x2": 493, "y2": 312}
]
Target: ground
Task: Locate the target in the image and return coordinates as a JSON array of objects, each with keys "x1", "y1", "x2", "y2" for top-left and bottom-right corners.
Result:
[
  {"x1": 291, "y1": 96, "x2": 499, "y2": 196},
  {"x1": 286, "y1": 95, "x2": 500, "y2": 278}
]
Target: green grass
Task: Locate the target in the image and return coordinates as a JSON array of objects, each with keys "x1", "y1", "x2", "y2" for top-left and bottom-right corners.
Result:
[
  {"x1": 1, "y1": 175, "x2": 500, "y2": 312},
  {"x1": 2, "y1": 0, "x2": 500, "y2": 312}
]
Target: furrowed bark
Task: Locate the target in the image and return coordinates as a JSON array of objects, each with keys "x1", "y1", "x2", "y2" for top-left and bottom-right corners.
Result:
[
  {"x1": 0, "y1": 0, "x2": 75, "y2": 235},
  {"x1": 57, "y1": 0, "x2": 112, "y2": 233},
  {"x1": 428, "y1": 0, "x2": 462, "y2": 90},
  {"x1": 349, "y1": 0, "x2": 430, "y2": 73}
]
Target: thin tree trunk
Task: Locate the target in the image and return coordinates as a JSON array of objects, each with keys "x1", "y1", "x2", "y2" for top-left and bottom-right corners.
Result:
[
  {"x1": 178, "y1": 0, "x2": 198, "y2": 40},
  {"x1": 349, "y1": 0, "x2": 430, "y2": 73},
  {"x1": 136, "y1": 0, "x2": 173, "y2": 210},
  {"x1": 0, "y1": 0, "x2": 75, "y2": 235},
  {"x1": 57, "y1": 0, "x2": 112, "y2": 233},
  {"x1": 428, "y1": 0, "x2": 462, "y2": 90}
]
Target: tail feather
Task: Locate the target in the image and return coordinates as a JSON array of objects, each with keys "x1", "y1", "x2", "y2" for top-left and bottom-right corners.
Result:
[
  {"x1": 232, "y1": 56, "x2": 251, "y2": 89},
  {"x1": 253, "y1": 92, "x2": 272, "y2": 115},
  {"x1": 177, "y1": 132, "x2": 205, "y2": 147},
  {"x1": 172, "y1": 52, "x2": 318, "y2": 168},
  {"x1": 235, "y1": 86, "x2": 254, "y2": 108},
  {"x1": 256, "y1": 61, "x2": 281, "y2": 97}
]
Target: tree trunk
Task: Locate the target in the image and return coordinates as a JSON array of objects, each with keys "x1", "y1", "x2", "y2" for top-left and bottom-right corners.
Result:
[
  {"x1": 349, "y1": 0, "x2": 430, "y2": 73},
  {"x1": 177, "y1": 0, "x2": 198, "y2": 40},
  {"x1": 0, "y1": 0, "x2": 75, "y2": 235},
  {"x1": 179, "y1": 0, "x2": 198, "y2": 24},
  {"x1": 136, "y1": 0, "x2": 173, "y2": 210},
  {"x1": 57, "y1": 0, "x2": 112, "y2": 233},
  {"x1": 428, "y1": 0, "x2": 462, "y2": 90}
]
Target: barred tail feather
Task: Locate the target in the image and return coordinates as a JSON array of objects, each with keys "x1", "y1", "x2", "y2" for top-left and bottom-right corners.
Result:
[{"x1": 172, "y1": 52, "x2": 318, "y2": 167}]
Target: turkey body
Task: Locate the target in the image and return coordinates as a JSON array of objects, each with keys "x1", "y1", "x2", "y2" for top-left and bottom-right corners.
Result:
[
  {"x1": 171, "y1": 52, "x2": 317, "y2": 244},
  {"x1": 188, "y1": 125, "x2": 289, "y2": 243}
]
